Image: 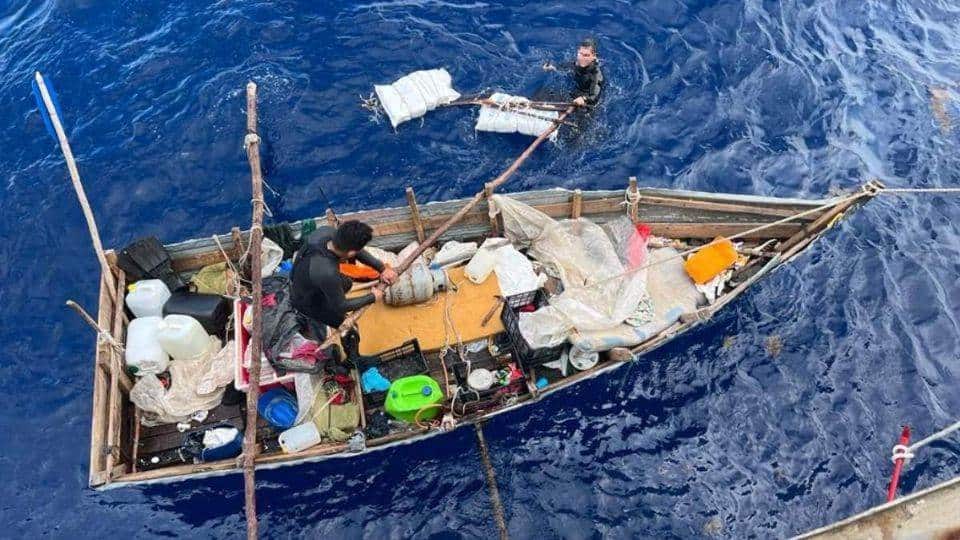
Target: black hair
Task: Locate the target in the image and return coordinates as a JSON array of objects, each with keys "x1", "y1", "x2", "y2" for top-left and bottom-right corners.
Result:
[
  {"x1": 579, "y1": 38, "x2": 598, "y2": 54},
  {"x1": 333, "y1": 220, "x2": 373, "y2": 252}
]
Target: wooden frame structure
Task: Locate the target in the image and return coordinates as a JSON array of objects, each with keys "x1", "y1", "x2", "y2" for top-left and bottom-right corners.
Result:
[{"x1": 88, "y1": 181, "x2": 879, "y2": 488}]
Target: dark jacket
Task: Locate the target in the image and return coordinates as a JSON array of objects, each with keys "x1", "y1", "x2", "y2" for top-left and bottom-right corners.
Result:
[
  {"x1": 572, "y1": 61, "x2": 604, "y2": 105},
  {"x1": 290, "y1": 226, "x2": 385, "y2": 326}
]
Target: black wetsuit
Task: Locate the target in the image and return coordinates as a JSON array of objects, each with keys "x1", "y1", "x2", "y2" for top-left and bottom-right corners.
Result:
[
  {"x1": 572, "y1": 61, "x2": 604, "y2": 105},
  {"x1": 290, "y1": 226, "x2": 385, "y2": 327}
]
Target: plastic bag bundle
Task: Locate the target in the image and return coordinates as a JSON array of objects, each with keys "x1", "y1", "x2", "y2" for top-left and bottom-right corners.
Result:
[
  {"x1": 475, "y1": 93, "x2": 560, "y2": 140},
  {"x1": 491, "y1": 195, "x2": 651, "y2": 349},
  {"x1": 375, "y1": 69, "x2": 461, "y2": 128}
]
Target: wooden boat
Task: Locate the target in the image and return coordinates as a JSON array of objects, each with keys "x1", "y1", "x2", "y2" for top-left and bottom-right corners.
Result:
[{"x1": 87, "y1": 179, "x2": 882, "y2": 489}]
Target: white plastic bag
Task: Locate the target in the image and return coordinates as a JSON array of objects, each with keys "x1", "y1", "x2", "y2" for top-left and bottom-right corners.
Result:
[
  {"x1": 375, "y1": 69, "x2": 461, "y2": 128},
  {"x1": 493, "y1": 244, "x2": 543, "y2": 297},
  {"x1": 261, "y1": 237, "x2": 284, "y2": 277},
  {"x1": 491, "y1": 195, "x2": 651, "y2": 349},
  {"x1": 475, "y1": 93, "x2": 560, "y2": 140}
]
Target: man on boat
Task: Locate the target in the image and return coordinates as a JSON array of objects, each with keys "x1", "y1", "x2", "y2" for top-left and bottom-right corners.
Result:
[
  {"x1": 290, "y1": 220, "x2": 398, "y2": 362},
  {"x1": 542, "y1": 38, "x2": 604, "y2": 108}
]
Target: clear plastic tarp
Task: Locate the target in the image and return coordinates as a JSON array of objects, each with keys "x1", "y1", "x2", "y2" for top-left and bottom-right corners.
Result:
[
  {"x1": 130, "y1": 338, "x2": 235, "y2": 426},
  {"x1": 490, "y1": 195, "x2": 650, "y2": 349}
]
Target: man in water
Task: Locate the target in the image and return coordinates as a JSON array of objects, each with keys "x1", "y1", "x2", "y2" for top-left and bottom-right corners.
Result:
[
  {"x1": 291, "y1": 220, "x2": 398, "y2": 362},
  {"x1": 543, "y1": 38, "x2": 605, "y2": 107}
]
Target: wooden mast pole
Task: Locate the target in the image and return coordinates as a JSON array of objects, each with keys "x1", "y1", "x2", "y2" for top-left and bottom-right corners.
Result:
[
  {"x1": 34, "y1": 72, "x2": 117, "y2": 302},
  {"x1": 318, "y1": 105, "x2": 578, "y2": 350},
  {"x1": 242, "y1": 81, "x2": 266, "y2": 540}
]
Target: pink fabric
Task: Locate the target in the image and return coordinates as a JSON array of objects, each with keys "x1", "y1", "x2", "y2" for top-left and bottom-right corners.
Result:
[{"x1": 626, "y1": 223, "x2": 651, "y2": 269}]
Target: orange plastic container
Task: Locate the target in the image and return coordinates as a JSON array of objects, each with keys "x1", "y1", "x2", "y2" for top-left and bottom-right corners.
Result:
[{"x1": 684, "y1": 237, "x2": 737, "y2": 284}]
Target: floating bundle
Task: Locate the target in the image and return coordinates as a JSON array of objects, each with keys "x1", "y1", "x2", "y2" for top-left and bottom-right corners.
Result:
[
  {"x1": 374, "y1": 69, "x2": 461, "y2": 128},
  {"x1": 475, "y1": 93, "x2": 560, "y2": 140}
]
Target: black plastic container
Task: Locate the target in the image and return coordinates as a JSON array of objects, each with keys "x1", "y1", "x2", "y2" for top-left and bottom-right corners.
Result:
[
  {"x1": 500, "y1": 289, "x2": 566, "y2": 369},
  {"x1": 362, "y1": 339, "x2": 429, "y2": 408},
  {"x1": 163, "y1": 291, "x2": 231, "y2": 337},
  {"x1": 117, "y1": 236, "x2": 185, "y2": 292}
]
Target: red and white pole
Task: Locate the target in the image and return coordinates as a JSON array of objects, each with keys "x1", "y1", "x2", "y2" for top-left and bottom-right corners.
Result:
[{"x1": 886, "y1": 426, "x2": 911, "y2": 502}]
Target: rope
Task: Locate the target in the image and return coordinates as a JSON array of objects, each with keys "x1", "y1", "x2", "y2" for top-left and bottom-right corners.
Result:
[
  {"x1": 880, "y1": 187, "x2": 960, "y2": 194},
  {"x1": 907, "y1": 419, "x2": 960, "y2": 454}
]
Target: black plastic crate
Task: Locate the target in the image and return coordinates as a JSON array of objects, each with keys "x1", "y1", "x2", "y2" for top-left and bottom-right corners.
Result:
[
  {"x1": 500, "y1": 289, "x2": 566, "y2": 368},
  {"x1": 361, "y1": 339, "x2": 428, "y2": 407}
]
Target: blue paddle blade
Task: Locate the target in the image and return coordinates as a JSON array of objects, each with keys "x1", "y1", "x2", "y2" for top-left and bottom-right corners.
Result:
[{"x1": 31, "y1": 73, "x2": 63, "y2": 140}]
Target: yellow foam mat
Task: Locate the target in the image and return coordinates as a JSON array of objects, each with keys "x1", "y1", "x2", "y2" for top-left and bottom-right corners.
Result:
[{"x1": 354, "y1": 266, "x2": 505, "y2": 355}]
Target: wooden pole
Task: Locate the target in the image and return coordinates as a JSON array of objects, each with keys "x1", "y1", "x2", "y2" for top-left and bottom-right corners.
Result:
[
  {"x1": 475, "y1": 423, "x2": 509, "y2": 539},
  {"x1": 571, "y1": 189, "x2": 583, "y2": 219},
  {"x1": 65, "y1": 300, "x2": 123, "y2": 354},
  {"x1": 484, "y1": 182, "x2": 500, "y2": 236},
  {"x1": 627, "y1": 176, "x2": 639, "y2": 223},
  {"x1": 242, "y1": 81, "x2": 266, "y2": 540},
  {"x1": 405, "y1": 186, "x2": 426, "y2": 243},
  {"x1": 34, "y1": 72, "x2": 117, "y2": 302},
  {"x1": 317, "y1": 105, "x2": 577, "y2": 349}
]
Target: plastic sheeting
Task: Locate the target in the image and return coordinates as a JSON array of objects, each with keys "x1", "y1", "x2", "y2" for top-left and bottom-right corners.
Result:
[
  {"x1": 131, "y1": 338, "x2": 235, "y2": 426},
  {"x1": 475, "y1": 93, "x2": 560, "y2": 140},
  {"x1": 375, "y1": 69, "x2": 461, "y2": 128},
  {"x1": 491, "y1": 195, "x2": 650, "y2": 349}
]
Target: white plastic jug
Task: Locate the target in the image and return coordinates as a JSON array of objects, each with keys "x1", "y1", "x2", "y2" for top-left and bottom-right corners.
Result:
[
  {"x1": 279, "y1": 421, "x2": 321, "y2": 453},
  {"x1": 465, "y1": 238, "x2": 508, "y2": 284},
  {"x1": 156, "y1": 315, "x2": 211, "y2": 361},
  {"x1": 125, "y1": 279, "x2": 171, "y2": 318},
  {"x1": 125, "y1": 316, "x2": 169, "y2": 375}
]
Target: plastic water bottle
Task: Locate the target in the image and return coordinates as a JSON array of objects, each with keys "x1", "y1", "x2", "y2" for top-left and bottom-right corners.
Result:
[
  {"x1": 125, "y1": 279, "x2": 171, "y2": 318},
  {"x1": 156, "y1": 314, "x2": 211, "y2": 360},
  {"x1": 125, "y1": 316, "x2": 169, "y2": 375}
]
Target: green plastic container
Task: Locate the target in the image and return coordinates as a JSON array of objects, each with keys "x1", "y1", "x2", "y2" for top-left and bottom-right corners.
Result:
[{"x1": 384, "y1": 375, "x2": 443, "y2": 423}]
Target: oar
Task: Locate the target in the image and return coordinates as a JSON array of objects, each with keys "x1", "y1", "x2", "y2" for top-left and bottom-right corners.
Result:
[{"x1": 317, "y1": 104, "x2": 579, "y2": 350}]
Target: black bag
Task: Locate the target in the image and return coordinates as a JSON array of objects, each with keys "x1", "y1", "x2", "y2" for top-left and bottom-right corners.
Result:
[
  {"x1": 117, "y1": 236, "x2": 185, "y2": 292},
  {"x1": 163, "y1": 291, "x2": 231, "y2": 338}
]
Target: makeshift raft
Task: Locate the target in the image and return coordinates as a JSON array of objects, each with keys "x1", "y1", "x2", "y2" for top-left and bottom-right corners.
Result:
[{"x1": 87, "y1": 180, "x2": 881, "y2": 489}]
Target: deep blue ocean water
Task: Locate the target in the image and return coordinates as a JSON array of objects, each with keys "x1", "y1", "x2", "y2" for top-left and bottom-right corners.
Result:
[{"x1": 2, "y1": 0, "x2": 960, "y2": 537}]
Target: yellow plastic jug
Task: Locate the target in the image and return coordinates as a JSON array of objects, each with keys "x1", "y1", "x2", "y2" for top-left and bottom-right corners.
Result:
[{"x1": 684, "y1": 237, "x2": 737, "y2": 284}]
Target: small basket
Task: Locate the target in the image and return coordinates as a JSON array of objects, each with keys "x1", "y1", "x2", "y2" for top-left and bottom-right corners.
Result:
[
  {"x1": 500, "y1": 289, "x2": 566, "y2": 369},
  {"x1": 362, "y1": 339, "x2": 428, "y2": 408}
]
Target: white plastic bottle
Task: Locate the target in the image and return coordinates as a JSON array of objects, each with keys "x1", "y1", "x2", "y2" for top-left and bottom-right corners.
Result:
[
  {"x1": 465, "y1": 238, "x2": 508, "y2": 284},
  {"x1": 279, "y1": 421, "x2": 322, "y2": 453},
  {"x1": 156, "y1": 315, "x2": 211, "y2": 361},
  {"x1": 125, "y1": 279, "x2": 171, "y2": 318},
  {"x1": 125, "y1": 316, "x2": 170, "y2": 375}
]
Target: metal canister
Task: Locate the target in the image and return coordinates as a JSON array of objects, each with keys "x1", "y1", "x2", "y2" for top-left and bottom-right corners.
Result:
[{"x1": 383, "y1": 264, "x2": 449, "y2": 306}]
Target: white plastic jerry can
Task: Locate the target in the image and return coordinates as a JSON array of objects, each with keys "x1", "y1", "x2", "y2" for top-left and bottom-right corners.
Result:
[
  {"x1": 125, "y1": 316, "x2": 170, "y2": 375},
  {"x1": 156, "y1": 314, "x2": 211, "y2": 361},
  {"x1": 125, "y1": 279, "x2": 171, "y2": 318},
  {"x1": 465, "y1": 238, "x2": 508, "y2": 285},
  {"x1": 279, "y1": 421, "x2": 322, "y2": 453}
]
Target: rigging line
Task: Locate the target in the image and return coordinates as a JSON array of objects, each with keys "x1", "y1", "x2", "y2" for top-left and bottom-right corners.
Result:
[
  {"x1": 540, "y1": 188, "x2": 872, "y2": 293},
  {"x1": 908, "y1": 419, "x2": 960, "y2": 453}
]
